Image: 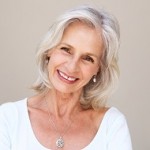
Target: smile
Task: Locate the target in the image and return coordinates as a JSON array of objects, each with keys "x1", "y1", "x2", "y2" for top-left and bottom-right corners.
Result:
[{"x1": 57, "y1": 70, "x2": 78, "y2": 82}]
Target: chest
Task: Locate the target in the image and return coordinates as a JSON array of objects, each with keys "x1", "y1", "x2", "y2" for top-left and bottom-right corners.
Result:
[{"x1": 28, "y1": 109, "x2": 103, "y2": 150}]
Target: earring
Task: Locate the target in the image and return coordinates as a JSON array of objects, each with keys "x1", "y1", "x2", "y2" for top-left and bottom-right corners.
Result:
[{"x1": 93, "y1": 75, "x2": 96, "y2": 83}]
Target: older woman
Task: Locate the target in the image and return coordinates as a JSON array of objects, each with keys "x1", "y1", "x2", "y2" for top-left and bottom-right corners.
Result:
[{"x1": 0, "y1": 5, "x2": 132, "y2": 150}]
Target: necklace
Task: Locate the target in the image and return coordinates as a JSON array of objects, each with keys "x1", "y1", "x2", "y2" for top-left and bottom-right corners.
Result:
[{"x1": 45, "y1": 98, "x2": 72, "y2": 149}]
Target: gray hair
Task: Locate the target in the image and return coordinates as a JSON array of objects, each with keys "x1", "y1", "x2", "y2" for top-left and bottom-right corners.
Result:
[{"x1": 33, "y1": 5, "x2": 120, "y2": 109}]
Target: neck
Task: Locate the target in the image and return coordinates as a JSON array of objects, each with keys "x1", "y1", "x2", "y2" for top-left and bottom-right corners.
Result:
[{"x1": 45, "y1": 89, "x2": 83, "y2": 119}]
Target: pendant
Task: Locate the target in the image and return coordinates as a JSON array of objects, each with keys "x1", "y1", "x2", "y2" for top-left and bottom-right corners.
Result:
[{"x1": 56, "y1": 137, "x2": 64, "y2": 148}]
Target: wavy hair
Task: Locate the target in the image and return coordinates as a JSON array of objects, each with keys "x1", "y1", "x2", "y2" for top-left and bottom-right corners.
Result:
[{"x1": 32, "y1": 5, "x2": 120, "y2": 109}]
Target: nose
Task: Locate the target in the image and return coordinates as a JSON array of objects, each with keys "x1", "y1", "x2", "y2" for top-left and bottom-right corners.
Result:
[{"x1": 66, "y1": 57, "x2": 80, "y2": 73}]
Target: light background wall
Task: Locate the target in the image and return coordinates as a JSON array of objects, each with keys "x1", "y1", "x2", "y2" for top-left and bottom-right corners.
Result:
[{"x1": 0, "y1": 0, "x2": 149, "y2": 149}]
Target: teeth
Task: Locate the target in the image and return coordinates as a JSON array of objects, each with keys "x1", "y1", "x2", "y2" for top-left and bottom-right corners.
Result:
[
  {"x1": 59, "y1": 71, "x2": 68, "y2": 80},
  {"x1": 59, "y1": 71, "x2": 76, "y2": 81},
  {"x1": 68, "y1": 77, "x2": 76, "y2": 81}
]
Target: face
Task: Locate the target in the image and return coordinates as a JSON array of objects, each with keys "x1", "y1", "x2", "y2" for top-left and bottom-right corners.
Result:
[{"x1": 47, "y1": 22, "x2": 103, "y2": 94}]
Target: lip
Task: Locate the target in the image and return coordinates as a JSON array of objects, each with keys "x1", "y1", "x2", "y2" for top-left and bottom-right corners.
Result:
[{"x1": 57, "y1": 70, "x2": 79, "y2": 84}]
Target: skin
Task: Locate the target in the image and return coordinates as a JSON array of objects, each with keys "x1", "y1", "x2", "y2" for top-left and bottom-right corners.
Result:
[{"x1": 28, "y1": 22, "x2": 108, "y2": 150}]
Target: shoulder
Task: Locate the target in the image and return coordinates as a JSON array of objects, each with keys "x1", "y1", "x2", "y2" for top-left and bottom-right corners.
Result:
[
  {"x1": 0, "y1": 98, "x2": 27, "y2": 136},
  {"x1": 104, "y1": 107, "x2": 133, "y2": 149},
  {"x1": 94, "y1": 107, "x2": 125, "y2": 126},
  {"x1": 94, "y1": 107, "x2": 129, "y2": 135},
  {"x1": 0, "y1": 98, "x2": 27, "y2": 120},
  {"x1": 0, "y1": 98, "x2": 28, "y2": 148},
  {"x1": 104, "y1": 107, "x2": 126, "y2": 121},
  {"x1": 0, "y1": 98, "x2": 27, "y2": 110},
  {"x1": 103, "y1": 107, "x2": 127, "y2": 129},
  {"x1": 103, "y1": 107, "x2": 131, "y2": 137}
]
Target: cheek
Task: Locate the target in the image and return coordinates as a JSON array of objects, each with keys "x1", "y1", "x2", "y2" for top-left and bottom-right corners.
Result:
[
  {"x1": 48, "y1": 52, "x2": 61, "y2": 65},
  {"x1": 47, "y1": 52, "x2": 67, "y2": 72},
  {"x1": 82, "y1": 65, "x2": 99, "y2": 80}
]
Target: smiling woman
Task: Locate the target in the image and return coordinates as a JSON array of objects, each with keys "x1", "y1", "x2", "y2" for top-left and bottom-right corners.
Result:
[
  {"x1": 33, "y1": 5, "x2": 120, "y2": 109},
  {"x1": 0, "y1": 5, "x2": 132, "y2": 150}
]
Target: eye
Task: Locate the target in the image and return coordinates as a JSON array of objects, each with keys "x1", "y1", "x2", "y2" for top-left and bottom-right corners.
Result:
[
  {"x1": 60, "y1": 47, "x2": 71, "y2": 54},
  {"x1": 83, "y1": 55, "x2": 94, "y2": 63}
]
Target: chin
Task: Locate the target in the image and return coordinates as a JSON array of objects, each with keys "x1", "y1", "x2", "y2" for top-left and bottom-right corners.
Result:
[
  {"x1": 52, "y1": 84, "x2": 82, "y2": 95},
  {"x1": 55, "y1": 87, "x2": 74, "y2": 94}
]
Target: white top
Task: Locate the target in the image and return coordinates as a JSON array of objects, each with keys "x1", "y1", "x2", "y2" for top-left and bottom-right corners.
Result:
[{"x1": 0, "y1": 98, "x2": 132, "y2": 150}]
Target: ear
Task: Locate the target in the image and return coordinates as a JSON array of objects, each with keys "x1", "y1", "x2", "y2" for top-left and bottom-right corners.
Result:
[
  {"x1": 47, "y1": 56, "x2": 50, "y2": 61},
  {"x1": 45, "y1": 49, "x2": 52, "y2": 63},
  {"x1": 45, "y1": 56, "x2": 50, "y2": 64},
  {"x1": 46, "y1": 48, "x2": 55, "y2": 64}
]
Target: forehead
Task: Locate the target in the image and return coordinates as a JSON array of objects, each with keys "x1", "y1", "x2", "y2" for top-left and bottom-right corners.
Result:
[
  {"x1": 62, "y1": 21, "x2": 103, "y2": 47},
  {"x1": 60, "y1": 21, "x2": 103, "y2": 55},
  {"x1": 63, "y1": 21, "x2": 101, "y2": 39}
]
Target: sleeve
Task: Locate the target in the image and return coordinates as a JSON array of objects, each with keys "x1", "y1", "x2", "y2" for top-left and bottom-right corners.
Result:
[
  {"x1": 107, "y1": 113, "x2": 133, "y2": 150},
  {"x1": 0, "y1": 103, "x2": 15, "y2": 150}
]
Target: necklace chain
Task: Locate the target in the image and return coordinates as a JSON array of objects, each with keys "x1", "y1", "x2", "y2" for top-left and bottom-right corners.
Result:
[{"x1": 45, "y1": 97, "x2": 72, "y2": 149}]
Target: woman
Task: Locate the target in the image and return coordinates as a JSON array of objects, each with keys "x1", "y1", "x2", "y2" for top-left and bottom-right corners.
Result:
[{"x1": 0, "y1": 5, "x2": 132, "y2": 150}]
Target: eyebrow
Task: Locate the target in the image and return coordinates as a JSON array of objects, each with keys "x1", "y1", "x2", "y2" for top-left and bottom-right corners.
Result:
[
  {"x1": 58, "y1": 43, "x2": 73, "y2": 49},
  {"x1": 85, "y1": 52, "x2": 99, "y2": 59}
]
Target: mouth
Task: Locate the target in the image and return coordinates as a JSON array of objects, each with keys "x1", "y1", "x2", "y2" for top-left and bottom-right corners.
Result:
[{"x1": 57, "y1": 70, "x2": 79, "y2": 82}]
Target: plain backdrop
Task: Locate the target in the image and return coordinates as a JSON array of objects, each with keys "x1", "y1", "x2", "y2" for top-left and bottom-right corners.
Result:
[{"x1": 0, "y1": 0, "x2": 150, "y2": 150}]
